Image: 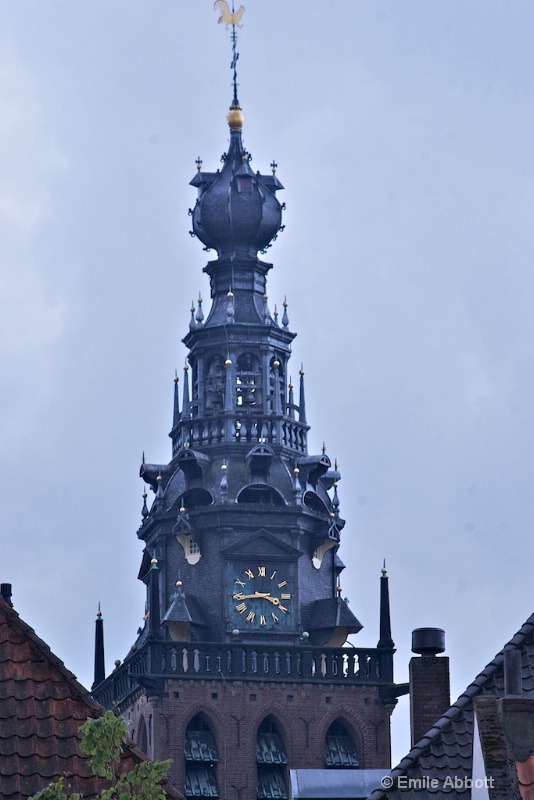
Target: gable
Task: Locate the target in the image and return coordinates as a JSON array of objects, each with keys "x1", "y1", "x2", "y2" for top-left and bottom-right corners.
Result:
[{"x1": 222, "y1": 529, "x2": 301, "y2": 561}]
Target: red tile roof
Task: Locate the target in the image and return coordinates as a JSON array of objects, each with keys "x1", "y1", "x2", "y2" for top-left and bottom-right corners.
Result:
[{"x1": 0, "y1": 597, "x2": 182, "y2": 799}]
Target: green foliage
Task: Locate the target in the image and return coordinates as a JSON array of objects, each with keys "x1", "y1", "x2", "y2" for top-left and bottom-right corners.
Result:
[{"x1": 30, "y1": 711, "x2": 171, "y2": 800}]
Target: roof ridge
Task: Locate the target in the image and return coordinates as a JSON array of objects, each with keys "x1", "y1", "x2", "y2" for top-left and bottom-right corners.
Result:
[
  {"x1": 370, "y1": 610, "x2": 534, "y2": 798},
  {"x1": 0, "y1": 597, "x2": 102, "y2": 713}
]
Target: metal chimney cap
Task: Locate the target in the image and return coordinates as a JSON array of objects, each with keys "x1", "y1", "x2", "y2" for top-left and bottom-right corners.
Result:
[{"x1": 412, "y1": 627, "x2": 445, "y2": 655}]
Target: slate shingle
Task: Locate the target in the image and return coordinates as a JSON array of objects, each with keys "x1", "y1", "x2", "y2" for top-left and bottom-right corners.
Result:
[{"x1": 369, "y1": 613, "x2": 534, "y2": 799}]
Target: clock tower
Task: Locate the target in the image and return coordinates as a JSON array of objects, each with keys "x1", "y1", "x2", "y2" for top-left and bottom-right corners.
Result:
[{"x1": 93, "y1": 57, "x2": 402, "y2": 800}]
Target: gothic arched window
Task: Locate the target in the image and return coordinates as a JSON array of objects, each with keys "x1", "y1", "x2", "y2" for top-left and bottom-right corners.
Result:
[
  {"x1": 184, "y1": 714, "x2": 219, "y2": 798},
  {"x1": 325, "y1": 719, "x2": 359, "y2": 768},
  {"x1": 236, "y1": 352, "x2": 262, "y2": 409},
  {"x1": 256, "y1": 716, "x2": 288, "y2": 799}
]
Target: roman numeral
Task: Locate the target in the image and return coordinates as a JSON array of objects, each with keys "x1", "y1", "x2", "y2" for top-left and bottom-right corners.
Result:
[
  {"x1": 270, "y1": 571, "x2": 277, "y2": 580},
  {"x1": 271, "y1": 612, "x2": 279, "y2": 623},
  {"x1": 236, "y1": 602, "x2": 247, "y2": 613},
  {"x1": 257, "y1": 566, "x2": 266, "y2": 577},
  {"x1": 260, "y1": 615, "x2": 266, "y2": 626},
  {"x1": 279, "y1": 605, "x2": 288, "y2": 613},
  {"x1": 278, "y1": 581, "x2": 287, "y2": 588},
  {"x1": 246, "y1": 611, "x2": 255, "y2": 623},
  {"x1": 245, "y1": 569, "x2": 254, "y2": 579},
  {"x1": 235, "y1": 579, "x2": 245, "y2": 587},
  {"x1": 281, "y1": 593, "x2": 291, "y2": 600}
]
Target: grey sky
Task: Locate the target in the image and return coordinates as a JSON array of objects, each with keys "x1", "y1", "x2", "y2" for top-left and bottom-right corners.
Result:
[{"x1": 1, "y1": 0, "x2": 533, "y2": 764}]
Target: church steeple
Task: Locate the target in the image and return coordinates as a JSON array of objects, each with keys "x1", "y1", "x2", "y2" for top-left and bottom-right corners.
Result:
[{"x1": 93, "y1": 11, "x2": 399, "y2": 793}]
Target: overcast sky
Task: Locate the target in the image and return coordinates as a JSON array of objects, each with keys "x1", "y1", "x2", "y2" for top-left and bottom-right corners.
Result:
[{"x1": 1, "y1": 0, "x2": 533, "y2": 765}]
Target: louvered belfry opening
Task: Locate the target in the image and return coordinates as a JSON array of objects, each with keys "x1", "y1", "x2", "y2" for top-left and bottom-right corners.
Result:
[
  {"x1": 184, "y1": 715, "x2": 219, "y2": 798},
  {"x1": 256, "y1": 716, "x2": 288, "y2": 799},
  {"x1": 325, "y1": 719, "x2": 359, "y2": 768}
]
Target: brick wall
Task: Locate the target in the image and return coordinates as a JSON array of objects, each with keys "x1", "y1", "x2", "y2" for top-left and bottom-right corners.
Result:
[
  {"x1": 125, "y1": 677, "x2": 392, "y2": 798},
  {"x1": 409, "y1": 655, "x2": 450, "y2": 747}
]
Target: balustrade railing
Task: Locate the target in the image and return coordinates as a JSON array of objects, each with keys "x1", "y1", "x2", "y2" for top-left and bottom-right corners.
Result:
[
  {"x1": 174, "y1": 415, "x2": 307, "y2": 456},
  {"x1": 93, "y1": 641, "x2": 388, "y2": 709}
]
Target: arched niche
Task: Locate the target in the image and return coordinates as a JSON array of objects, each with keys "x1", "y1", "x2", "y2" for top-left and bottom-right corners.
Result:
[
  {"x1": 184, "y1": 714, "x2": 219, "y2": 798},
  {"x1": 236, "y1": 484, "x2": 286, "y2": 506},
  {"x1": 257, "y1": 716, "x2": 288, "y2": 799},
  {"x1": 325, "y1": 719, "x2": 359, "y2": 768},
  {"x1": 236, "y1": 352, "x2": 262, "y2": 409},
  {"x1": 204, "y1": 355, "x2": 225, "y2": 412}
]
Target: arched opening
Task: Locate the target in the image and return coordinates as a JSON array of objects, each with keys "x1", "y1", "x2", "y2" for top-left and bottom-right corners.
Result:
[
  {"x1": 237, "y1": 485, "x2": 286, "y2": 506},
  {"x1": 184, "y1": 714, "x2": 219, "y2": 798},
  {"x1": 303, "y1": 491, "x2": 330, "y2": 516},
  {"x1": 257, "y1": 716, "x2": 288, "y2": 799},
  {"x1": 205, "y1": 355, "x2": 225, "y2": 412},
  {"x1": 181, "y1": 488, "x2": 213, "y2": 509},
  {"x1": 137, "y1": 716, "x2": 148, "y2": 755},
  {"x1": 236, "y1": 352, "x2": 262, "y2": 409},
  {"x1": 325, "y1": 719, "x2": 359, "y2": 768}
]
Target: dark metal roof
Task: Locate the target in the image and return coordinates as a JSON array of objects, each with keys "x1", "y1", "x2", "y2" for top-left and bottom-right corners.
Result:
[
  {"x1": 369, "y1": 612, "x2": 534, "y2": 799},
  {"x1": 303, "y1": 597, "x2": 363, "y2": 634}
]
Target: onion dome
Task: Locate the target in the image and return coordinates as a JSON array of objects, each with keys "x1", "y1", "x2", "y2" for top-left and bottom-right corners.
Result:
[{"x1": 190, "y1": 103, "x2": 284, "y2": 259}]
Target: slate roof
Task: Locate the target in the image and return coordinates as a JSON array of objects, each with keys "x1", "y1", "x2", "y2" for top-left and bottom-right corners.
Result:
[
  {"x1": 369, "y1": 612, "x2": 534, "y2": 799},
  {"x1": 0, "y1": 596, "x2": 182, "y2": 800},
  {"x1": 303, "y1": 597, "x2": 363, "y2": 635}
]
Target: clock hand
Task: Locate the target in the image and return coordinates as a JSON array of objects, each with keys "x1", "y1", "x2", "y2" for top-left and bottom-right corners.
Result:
[{"x1": 233, "y1": 592, "x2": 273, "y2": 600}]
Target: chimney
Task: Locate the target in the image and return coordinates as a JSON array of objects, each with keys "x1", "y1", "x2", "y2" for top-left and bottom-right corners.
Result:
[
  {"x1": 409, "y1": 627, "x2": 450, "y2": 747},
  {"x1": 1, "y1": 583, "x2": 13, "y2": 607}
]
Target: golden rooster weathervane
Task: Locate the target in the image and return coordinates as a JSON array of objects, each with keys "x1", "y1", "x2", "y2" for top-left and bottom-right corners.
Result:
[
  {"x1": 214, "y1": 1, "x2": 246, "y2": 104},
  {"x1": 214, "y1": 1, "x2": 245, "y2": 29}
]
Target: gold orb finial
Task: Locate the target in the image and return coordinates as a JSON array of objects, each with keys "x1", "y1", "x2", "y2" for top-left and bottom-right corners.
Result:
[
  {"x1": 227, "y1": 103, "x2": 244, "y2": 131},
  {"x1": 176, "y1": 580, "x2": 183, "y2": 587},
  {"x1": 151, "y1": 557, "x2": 158, "y2": 565}
]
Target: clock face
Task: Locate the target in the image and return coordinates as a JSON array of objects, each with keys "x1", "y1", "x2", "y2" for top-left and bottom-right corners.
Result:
[{"x1": 229, "y1": 564, "x2": 293, "y2": 630}]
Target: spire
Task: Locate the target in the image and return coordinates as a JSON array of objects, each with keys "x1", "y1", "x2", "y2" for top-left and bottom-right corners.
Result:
[
  {"x1": 299, "y1": 365, "x2": 307, "y2": 423},
  {"x1": 287, "y1": 377, "x2": 295, "y2": 419},
  {"x1": 172, "y1": 370, "x2": 180, "y2": 429},
  {"x1": 148, "y1": 557, "x2": 161, "y2": 638},
  {"x1": 282, "y1": 297, "x2": 289, "y2": 329},
  {"x1": 92, "y1": 603, "x2": 106, "y2": 689},
  {"x1": 195, "y1": 295, "x2": 204, "y2": 327},
  {"x1": 378, "y1": 561, "x2": 394, "y2": 650},
  {"x1": 182, "y1": 362, "x2": 191, "y2": 419},
  {"x1": 141, "y1": 489, "x2": 149, "y2": 520},
  {"x1": 153, "y1": 474, "x2": 165, "y2": 513}
]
